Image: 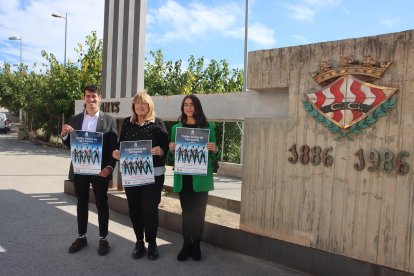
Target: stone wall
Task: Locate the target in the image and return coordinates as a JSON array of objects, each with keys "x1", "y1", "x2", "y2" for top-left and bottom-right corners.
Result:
[{"x1": 241, "y1": 30, "x2": 414, "y2": 272}]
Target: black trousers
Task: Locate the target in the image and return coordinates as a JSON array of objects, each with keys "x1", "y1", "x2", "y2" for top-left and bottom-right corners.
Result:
[
  {"x1": 73, "y1": 174, "x2": 110, "y2": 238},
  {"x1": 124, "y1": 175, "x2": 164, "y2": 244},
  {"x1": 179, "y1": 175, "x2": 208, "y2": 242}
]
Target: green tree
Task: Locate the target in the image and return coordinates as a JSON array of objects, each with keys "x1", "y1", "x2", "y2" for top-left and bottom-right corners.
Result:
[
  {"x1": 144, "y1": 50, "x2": 244, "y2": 166},
  {"x1": 0, "y1": 40, "x2": 243, "y2": 145},
  {"x1": 38, "y1": 31, "x2": 103, "y2": 136},
  {"x1": 144, "y1": 49, "x2": 244, "y2": 95},
  {"x1": 0, "y1": 63, "x2": 42, "y2": 130},
  {"x1": 75, "y1": 31, "x2": 103, "y2": 87},
  {"x1": 0, "y1": 31, "x2": 104, "y2": 138},
  {"x1": 0, "y1": 63, "x2": 24, "y2": 114}
]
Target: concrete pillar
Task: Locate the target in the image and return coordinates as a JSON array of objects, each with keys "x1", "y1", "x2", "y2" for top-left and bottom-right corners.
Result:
[
  {"x1": 101, "y1": 0, "x2": 147, "y2": 187},
  {"x1": 101, "y1": 0, "x2": 147, "y2": 99}
]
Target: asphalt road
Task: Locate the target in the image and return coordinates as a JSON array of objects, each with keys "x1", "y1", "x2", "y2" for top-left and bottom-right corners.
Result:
[{"x1": 0, "y1": 132, "x2": 307, "y2": 276}]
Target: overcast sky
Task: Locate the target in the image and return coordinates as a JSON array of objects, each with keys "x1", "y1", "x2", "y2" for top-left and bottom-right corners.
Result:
[{"x1": 1, "y1": 0, "x2": 413, "y2": 70}]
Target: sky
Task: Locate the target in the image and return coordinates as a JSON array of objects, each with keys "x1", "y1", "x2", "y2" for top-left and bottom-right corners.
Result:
[{"x1": 1, "y1": 0, "x2": 414, "y2": 71}]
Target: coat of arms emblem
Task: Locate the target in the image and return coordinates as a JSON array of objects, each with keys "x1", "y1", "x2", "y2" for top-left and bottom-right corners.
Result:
[{"x1": 303, "y1": 56, "x2": 398, "y2": 140}]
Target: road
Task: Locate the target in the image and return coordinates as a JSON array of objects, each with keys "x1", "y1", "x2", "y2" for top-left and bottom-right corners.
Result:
[{"x1": 0, "y1": 132, "x2": 307, "y2": 276}]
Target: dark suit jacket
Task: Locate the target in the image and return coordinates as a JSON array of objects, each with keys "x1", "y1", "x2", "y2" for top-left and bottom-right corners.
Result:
[{"x1": 63, "y1": 111, "x2": 118, "y2": 181}]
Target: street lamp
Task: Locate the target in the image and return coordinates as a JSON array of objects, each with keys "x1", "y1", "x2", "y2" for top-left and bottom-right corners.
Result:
[
  {"x1": 9, "y1": 36, "x2": 23, "y2": 123},
  {"x1": 8, "y1": 36, "x2": 22, "y2": 65},
  {"x1": 51, "y1": 13, "x2": 67, "y2": 67},
  {"x1": 51, "y1": 12, "x2": 68, "y2": 134},
  {"x1": 243, "y1": 0, "x2": 248, "y2": 92}
]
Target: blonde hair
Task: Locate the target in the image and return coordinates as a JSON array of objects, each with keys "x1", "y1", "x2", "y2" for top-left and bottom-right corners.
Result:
[{"x1": 131, "y1": 91, "x2": 156, "y2": 124}]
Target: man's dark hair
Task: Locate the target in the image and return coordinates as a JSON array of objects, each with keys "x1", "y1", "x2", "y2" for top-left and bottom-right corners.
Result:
[{"x1": 83, "y1": 84, "x2": 100, "y2": 95}]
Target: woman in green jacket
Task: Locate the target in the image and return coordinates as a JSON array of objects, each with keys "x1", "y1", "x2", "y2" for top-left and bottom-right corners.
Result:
[{"x1": 169, "y1": 94, "x2": 219, "y2": 261}]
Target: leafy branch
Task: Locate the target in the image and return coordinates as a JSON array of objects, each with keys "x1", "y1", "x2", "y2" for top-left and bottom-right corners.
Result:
[
  {"x1": 346, "y1": 97, "x2": 397, "y2": 135},
  {"x1": 303, "y1": 100, "x2": 352, "y2": 140}
]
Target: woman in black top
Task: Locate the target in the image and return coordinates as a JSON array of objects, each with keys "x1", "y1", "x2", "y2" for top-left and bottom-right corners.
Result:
[{"x1": 112, "y1": 91, "x2": 168, "y2": 260}]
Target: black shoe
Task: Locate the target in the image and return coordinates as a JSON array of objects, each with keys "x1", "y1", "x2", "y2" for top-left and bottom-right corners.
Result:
[
  {"x1": 68, "y1": 237, "x2": 88, "y2": 253},
  {"x1": 191, "y1": 241, "x2": 201, "y2": 261},
  {"x1": 132, "y1": 241, "x2": 146, "y2": 259},
  {"x1": 98, "y1": 239, "x2": 110, "y2": 256},
  {"x1": 147, "y1": 243, "x2": 158, "y2": 260},
  {"x1": 177, "y1": 240, "x2": 192, "y2": 261}
]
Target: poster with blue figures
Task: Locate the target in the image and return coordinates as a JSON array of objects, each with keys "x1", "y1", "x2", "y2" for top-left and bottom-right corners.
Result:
[
  {"x1": 174, "y1": 127, "x2": 210, "y2": 175},
  {"x1": 120, "y1": 140, "x2": 154, "y2": 187},
  {"x1": 70, "y1": 130, "x2": 103, "y2": 175}
]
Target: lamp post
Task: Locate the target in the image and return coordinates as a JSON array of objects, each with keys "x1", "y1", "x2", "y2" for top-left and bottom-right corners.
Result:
[
  {"x1": 52, "y1": 12, "x2": 67, "y2": 133},
  {"x1": 8, "y1": 36, "x2": 22, "y2": 65},
  {"x1": 243, "y1": 0, "x2": 248, "y2": 92},
  {"x1": 51, "y1": 13, "x2": 67, "y2": 67},
  {"x1": 9, "y1": 36, "x2": 23, "y2": 123}
]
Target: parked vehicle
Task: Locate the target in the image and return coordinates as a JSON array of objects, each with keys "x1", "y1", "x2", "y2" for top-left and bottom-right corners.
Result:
[{"x1": 0, "y1": 113, "x2": 10, "y2": 133}]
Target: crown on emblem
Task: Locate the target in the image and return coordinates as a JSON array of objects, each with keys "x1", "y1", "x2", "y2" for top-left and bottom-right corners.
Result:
[{"x1": 311, "y1": 56, "x2": 392, "y2": 85}]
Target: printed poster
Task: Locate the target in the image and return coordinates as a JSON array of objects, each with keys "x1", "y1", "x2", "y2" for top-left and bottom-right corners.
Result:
[
  {"x1": 70, "y1": 130, "x2": 103, "y2": 175},
  {"x1": 120, "y1": 140, "x2": 154, "y2": 187},
  {"x1": 174, "y1": 127, "x2": 209, "y2": 175}
]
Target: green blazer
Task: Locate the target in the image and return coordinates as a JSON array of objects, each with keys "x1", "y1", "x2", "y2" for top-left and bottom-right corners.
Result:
[{"x1": 170, "y1": 122, "x2": 218, "y2": 192}]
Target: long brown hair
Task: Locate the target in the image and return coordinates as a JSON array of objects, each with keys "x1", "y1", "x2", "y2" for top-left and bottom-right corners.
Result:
[{"x1": 179, "y1": 94, "x2": 208, "y2": 127}]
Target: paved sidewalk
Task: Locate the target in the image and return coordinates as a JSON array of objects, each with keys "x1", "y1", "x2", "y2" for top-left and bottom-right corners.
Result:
[{"x1": 0, "y1": 133, "x2": 306, "y2": 276}]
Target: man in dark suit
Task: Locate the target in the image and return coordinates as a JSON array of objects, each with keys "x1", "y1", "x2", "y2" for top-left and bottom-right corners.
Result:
[{"x1": 61, "y1": 84, "x2": 117, "y2": 256}]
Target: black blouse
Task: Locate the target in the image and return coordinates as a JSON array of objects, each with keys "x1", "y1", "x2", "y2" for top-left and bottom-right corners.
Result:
[
  {"x1": 118, "y1": 117, "x2": 169, "y2": 168},
  {"x1": 182, "y1": 123, "x2": 199, "y2": 128}
]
